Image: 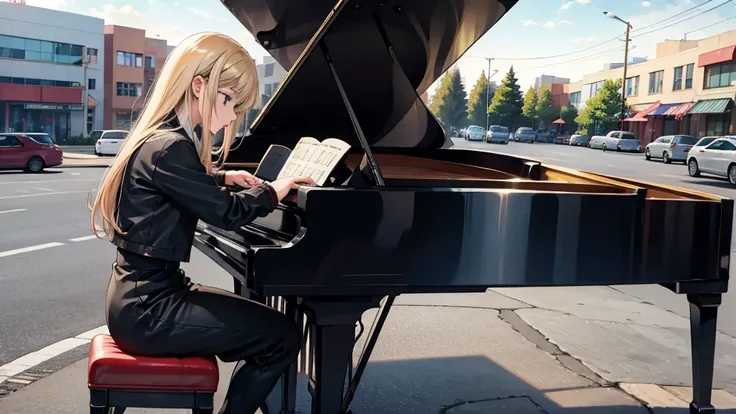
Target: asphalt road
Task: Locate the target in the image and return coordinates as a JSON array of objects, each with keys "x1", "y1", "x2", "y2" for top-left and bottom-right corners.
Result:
[{"x1": 452, "y1": 137, "x2": 736, "y2": 337}]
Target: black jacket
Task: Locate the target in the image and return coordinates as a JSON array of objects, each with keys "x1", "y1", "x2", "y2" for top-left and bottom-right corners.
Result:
[{"x1": 112, "y1": 125, "x2": 278, "y2": 263}]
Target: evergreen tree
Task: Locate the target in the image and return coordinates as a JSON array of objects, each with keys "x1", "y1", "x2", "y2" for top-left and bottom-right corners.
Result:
[
  {"x1": 487, "y1": 66, "x2": 523, "y2": 128},
  {"x1": 429, "y1": 67, "x2": 468, "y2": 131},
  {"x1": 467, "y1": 71, "x2": 491, "y2": 127},
  {"x1": 521, "y1": 86, "x2": 538, "y2": 128},
  {"x1": 535, "y1": 87, "x2": 555, "y2": 130},
  {"x1": 574, "y1": 79, "x2": 626, "y2": 133}
]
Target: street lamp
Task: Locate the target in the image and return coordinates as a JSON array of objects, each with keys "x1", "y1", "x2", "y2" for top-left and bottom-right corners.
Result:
[{"x1": 603, "y1": 11, "x2": 632, "y2": 132}]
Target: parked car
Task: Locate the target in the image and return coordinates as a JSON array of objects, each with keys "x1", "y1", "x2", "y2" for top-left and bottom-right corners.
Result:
[
  {"x1": 644, "y1": 135, "x2": 698, "y2": 163},
  {"x1": 556, "y1": 135, "x2": 570, "y2": 145},
  {"x1": 687, "y1": 136, "x2": 736, "y2": 185},
  {"x1": 589, "y1": 131, "x2": 642, "y2": 152},
  {"x1": 486, "y1": 125, "x2": 509, "y2": 144},
  {"x1": 0, "y1": 132, "x2": 63, "y2": 172},
  {"x1": 693, "y1": 136, "x2": 718, "y2": 149},
  {"x1": 514, "y1": 127, "x2": 536, "y2": 143},
  {"x1": 569, "y1": 134, "x2": 590, "y2": 147},
  {"x1": 92, "y1": 130, "x2": 129, "y2": 155},
  {"x1": 464, "y1": 125, "x2": 485, "y2": 142}
]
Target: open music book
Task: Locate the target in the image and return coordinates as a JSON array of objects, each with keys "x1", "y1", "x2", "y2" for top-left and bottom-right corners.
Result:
[{"x1": 255, "y1": 137, "x2": 350, "y2": 186}]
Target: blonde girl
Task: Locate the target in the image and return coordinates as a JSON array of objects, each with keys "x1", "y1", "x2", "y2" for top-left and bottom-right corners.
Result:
[{"x1": 91, "y1": 32, "x2": 314, "y2": 414}]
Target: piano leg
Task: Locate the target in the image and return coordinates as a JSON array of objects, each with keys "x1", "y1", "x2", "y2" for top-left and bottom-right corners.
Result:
[
  {"x1": 687, "y1": 293, "x2": 721, "y2": 414},
  {"x1": 305, "y1": 298, "x2": 382, "y2": 414},
  {"x1": 281, "y1": 298, "x2": 299, "y2": 414}
]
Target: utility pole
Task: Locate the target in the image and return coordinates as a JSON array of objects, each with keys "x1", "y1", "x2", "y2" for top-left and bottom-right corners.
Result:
[
  {"x1": 82, "y1": 46, "x2": 89, "y2": 139},
  {"x1": 485, "y1": 57, "x2": 493, "y2": 132},
  {"x1": 620, "y1": 23, "x2": 631, "y2": 132}
]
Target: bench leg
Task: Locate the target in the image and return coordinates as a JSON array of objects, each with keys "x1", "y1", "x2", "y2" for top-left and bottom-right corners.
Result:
[
  {"x1": 194, "y1": 392, "x2": 215, "y2": 414},
  {"x1": 688, "y1": 293, "x2": 720, "y2": 414},
  {"x1": 90, "y1": 388, "x2": 112, "y2": 414}
]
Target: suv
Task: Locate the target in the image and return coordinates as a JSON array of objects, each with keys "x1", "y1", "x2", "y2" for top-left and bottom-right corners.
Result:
[
  {"x1": 0, "y1": 133, "x2": 63, "y2": 172},
  {"x1": 92, "y1": 130, "x2": 129, "y2": 156}
]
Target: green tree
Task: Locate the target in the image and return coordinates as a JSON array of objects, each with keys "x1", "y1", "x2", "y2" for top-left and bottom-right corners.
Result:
[
  {"x1": 574, "y1": 79, "x2": 626, "y2": 133},
  {"x1": 521, "y1": 86, "x2": 538, "y2": 127},
  {"x1": 487, "y1": 66, "x2": 523, "y2": 128},
  {"x1": 429, "y1": 67, "x2": 468, "y2": 130},
  {"x1": 467, "y1": 71, "x2": 491, "y2": 127},
  {"x1": 536, "y1": 87, "x2": 555, "y2": 129},
  {"x1": 560, "y1": 105, "x2": 578, "y2": 133}
]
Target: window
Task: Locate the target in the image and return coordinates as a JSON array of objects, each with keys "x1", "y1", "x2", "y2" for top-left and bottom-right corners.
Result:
[
  {"x1": 648, "y1": 70, "x2": 663, "y2": 94},
  {"x1": 673, "y1": 66, "x2": 683, "y2": 91},
  {"x1": 569, "y1": 91, "x2": 581, "y2": 105},
  {"x1": 620, "y1": 132, "x2": 638, "y2": 140},
  {"x1": 704, "y1": 62, "x2": 736, "y2": 89},
  {"x1": 87, "y1": 48, "x2": 98, "y2": 64},
  {"x1": 0, "y1": 135, "x2": 22, "y2": 147},
  {"x1": 708, "y1": 140, "x2": 736, "y2": 151},
  {"x1": 584, "y1": 81, "x2": 604, "y2": 98},
  {"x1": 673, "y1": 64, "x2": 694, "y2": 90},
  {"x1": 102, "y1": 131, "x2": 127, "y2": 139},
  {"x1": 116, "y1": 82, "x2": 142, "y2": 97},
  {"x1": 625, "y1": 76, "x2": 639, "y2": 97},
  {"x1": 0, "y1": 34, "x2": 84, "y2": 65},
  {"x1": 264, "y1": 63, "x2": 274, "y2": 77},
  {"x1": 685, "y1": 63, "x2": 694, "y2": 89},
  {"x1": 117, "y1": 51, "x2": 143, "y2": 67},
  {"x1": 26, "y1": 134, "x2": 54, "y2": 145},
  {"x1": 145, "y1": 55, "x2": 155, "y2": 68},
  {"x1": 88, "y1": 78, "x2": 96, "y2": 90},
  {"x1": 0, "y1": 76, "x2": 80, "y2": 87}
]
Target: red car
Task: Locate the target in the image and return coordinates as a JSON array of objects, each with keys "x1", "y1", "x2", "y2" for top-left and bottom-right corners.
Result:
[{"x1": 0, "y1": 133, "x2": 63, "y2": 173}]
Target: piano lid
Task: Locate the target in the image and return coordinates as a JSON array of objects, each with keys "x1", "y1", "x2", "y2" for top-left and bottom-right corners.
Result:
[{"x1": 223, "y1": 0, "x2": 518, "y2": 149}]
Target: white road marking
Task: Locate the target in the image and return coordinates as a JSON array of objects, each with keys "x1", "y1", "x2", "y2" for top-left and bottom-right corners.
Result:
[
  {"x1": 31, "y1": 187, "x2": 54, "y2": 192},
  {"x1": 0, "y1": 190, "x2": 87, "y2": 200},
  {"x1": 0, "y1": 325, "x2": 108, "y2": 384},
  {"x1": 0, "y1": 208, "x2": 26, "y2": 214},
  {"x1": 69, "y1": 235, "x2": 97, "y2": 242},
  {"x1": 0, "y1": 242, "x2": 65, "y2": 258},
  {"x1": 71, "y1": 173, "x2": 81, "y2": 176}
]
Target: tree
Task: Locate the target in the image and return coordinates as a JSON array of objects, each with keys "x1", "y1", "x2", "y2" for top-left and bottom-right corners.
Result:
[
  {"x1": 560, "y1": 105, "x2": 578, "y2": 134},
  {"x1": 429, "y1": 67, "x2": 468, "y2": 130},
  {"x1": 521, "y1": 86, "x2": 538, "y2": 127},
  {"x1": 487, "y1": 66, "x2": 523, "y2": 128},
  {"x1": 467, "y1": 71, "x2": 491, "y2": 127},
  {"x1": 535, "y1": 87, "x2": 555, "y2": 129},
  {"x1": 574, "y1": 79, "x2": 627, "y2": 133}
]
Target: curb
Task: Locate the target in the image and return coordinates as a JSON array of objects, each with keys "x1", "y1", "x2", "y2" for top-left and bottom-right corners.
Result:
[
  {"x1": 57, "y1": 164, "x2": 110, "y2": 169},
  {"x1": 620, "y1": 383, "x2": 736, "y2": 409}
]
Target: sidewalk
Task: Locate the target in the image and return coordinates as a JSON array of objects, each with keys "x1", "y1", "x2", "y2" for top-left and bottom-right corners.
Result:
[
  {"x1": 59, "y1": 146, "x2": 111, "y2": 168},
  {"x1": 2, "y1": 290, "x2": 736, "y2": 413}
]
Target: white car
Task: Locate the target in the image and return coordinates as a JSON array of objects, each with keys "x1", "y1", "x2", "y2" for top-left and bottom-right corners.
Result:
[
  {"x1": 687, "y1": 136, "x2": 736, "y2": 185},
  {"x1": 92, "y1": 130, "x2": 129, "y2": 156}
]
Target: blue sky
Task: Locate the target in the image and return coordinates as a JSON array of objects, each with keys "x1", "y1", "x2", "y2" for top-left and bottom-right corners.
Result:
[{"x1": 27, "y1": 0, "x2": 736, "y2": 95}]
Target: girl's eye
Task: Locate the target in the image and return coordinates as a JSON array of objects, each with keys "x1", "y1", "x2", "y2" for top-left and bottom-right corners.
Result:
[{"x1": 218, "y1": 91, "x2": 232, "y2": 105}]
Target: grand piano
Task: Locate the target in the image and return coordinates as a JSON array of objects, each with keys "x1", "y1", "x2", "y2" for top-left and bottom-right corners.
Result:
[{"x1": 195, "y1": 0, "x2": 733, "y2": 413}]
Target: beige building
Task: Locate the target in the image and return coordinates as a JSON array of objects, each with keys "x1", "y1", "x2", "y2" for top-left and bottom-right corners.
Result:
[{"x1": 568, "y1": 29, "x2": 736, "y2": 143}]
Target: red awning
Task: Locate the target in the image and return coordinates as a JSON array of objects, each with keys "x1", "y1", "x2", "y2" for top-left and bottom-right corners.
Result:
[
  {"x1": 662, "y1": 101, "x2": 694, "y2": 119},
  {"x1": 552, "y1": 118, "x2": 565, "y2": 124},
  {"x1": 624, "y1": 101, "x2": 660, "y2": 122},
  {"x1": 698, "y1": 45, "x2": 736, "y2": 67}
]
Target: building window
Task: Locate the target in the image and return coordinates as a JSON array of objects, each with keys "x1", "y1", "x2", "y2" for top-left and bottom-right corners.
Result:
[
  {"x1": 648, "y1": 70, "x2": 663, "y2": 94},
  {"x1": 583, "y1": 81, "x2": 604, "y2": 98},
  {"x1": 116, "y1": 82, "x2": 142, "y2": 97},
  {"x1": 264, "y1": 63, "x2": 274, "y2": 77},
  {"x1": 87, "y1": 47, "x2": 98, "y2": 64},
  {"x1": 117, "y1": 51, "x2": 144, "y2": 67},
  {"x1": 145, "y1": 55, "x2": 155, "y2": 68},
  {"x1": 685, "y1": 63, "x2": 694, "y2": 89},
  {"x1": 0, "y1": 34, "x2": 84, "y2": 65},
  {"x1": 625, "y1": 76, "x2": 639, "y2": 97},
  {"x1": 673, "y1": 64, "x2": 694, "y2": 91},
  {"x1": 673, "y1": 66, "x2": 683, "y2": 91},
  {"x1": 704, "y1": 62, "x2": 735, "y2": 89},
  {"x1": 569, "y1": 91, "x2": 581, "y2": 105},
  {"x1": 88, "y1": 79, "x2": 96, "y2": 90},
  {"x1": 0, "y1": 76, "x2": 80, "y2": 87}
]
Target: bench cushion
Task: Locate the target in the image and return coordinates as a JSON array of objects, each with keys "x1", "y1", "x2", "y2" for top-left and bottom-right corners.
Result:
[{"x1": 87, "y1": 334, "x2": 219, "y2": 392}]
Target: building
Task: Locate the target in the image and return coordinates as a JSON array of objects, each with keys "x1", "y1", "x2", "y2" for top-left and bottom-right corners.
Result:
[
  {"x1": 535, "y1": 74, "x2": 570, "y2": 109},
  {"x1": 0, "y1": 1, "x2": 104, "y2": 142},
  {"x1": 103, "y1": 25, "x2": 168, "y2": 130},
  {"x1": 256, "y1": 56, "x2": 287, "y2": 108},
  {"x1": 568, "y1": 29, "x2": 736, "y2": 144}
]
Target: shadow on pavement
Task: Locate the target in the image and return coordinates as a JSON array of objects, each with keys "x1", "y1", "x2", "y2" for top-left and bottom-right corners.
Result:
[
  {"x1": 679, "y1": 178, "x2": 734, "y2": 190},
  {"x1": 0, "y1": 170, "x2": 63, "y2": 176}
]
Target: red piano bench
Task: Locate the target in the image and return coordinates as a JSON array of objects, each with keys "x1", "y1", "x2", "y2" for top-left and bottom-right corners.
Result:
[{"x1": 87, "y1": 334, "x2": 219, "y2": 414}]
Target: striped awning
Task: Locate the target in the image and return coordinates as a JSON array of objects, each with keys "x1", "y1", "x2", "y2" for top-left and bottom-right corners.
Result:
[
  {"x1": 688, "y1": 98, "x2": 733, "y2": 114},
  {"x1": 649, "y1": 103, "x2": 681, "y2": 116},
  {"x1": 624, "y1": 101, "x2": 660, "y2": 122},
  {"x1": 663, "y1": 102, "x2": 695, "y2": 119}
]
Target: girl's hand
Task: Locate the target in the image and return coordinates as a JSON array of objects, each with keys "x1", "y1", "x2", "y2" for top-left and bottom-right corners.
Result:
[
  {"x1": 224, "y1": 170, "x2": 262, "y2": 188},
  {"x1": 269, "y1": 176, "x2": 316, "y2": 200}
]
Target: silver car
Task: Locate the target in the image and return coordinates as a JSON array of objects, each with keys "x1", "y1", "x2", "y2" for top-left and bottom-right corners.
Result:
[
  {"x1": 465, "y1": 125, "x2": 485, "y2": 141},
  {"x1": 569, "y1": 134, "x2": 590, "y2": 147},
  {"x1": 645, "y1": 135, "x2": 698, "y2": 163},
  {"x1": 514, "y1": 127, "x2": 535, "y2": 143},
  {"x1": 486, "y1": 125, "x2": 509, "y2": 144}
]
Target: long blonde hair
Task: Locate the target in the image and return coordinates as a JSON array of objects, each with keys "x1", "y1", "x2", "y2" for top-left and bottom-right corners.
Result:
[{"x1": 90, "y1": 32, "x2": 258, "y2": 239}]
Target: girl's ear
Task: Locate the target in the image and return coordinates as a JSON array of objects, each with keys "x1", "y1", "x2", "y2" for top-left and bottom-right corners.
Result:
[{"x1": 191, "y1": 75, "x2": 205, "y2": 99}]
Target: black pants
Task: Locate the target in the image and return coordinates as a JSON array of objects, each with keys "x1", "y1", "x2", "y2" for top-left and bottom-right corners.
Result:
[{"x1": 105, "y1": 249, "x2": 301, "y2": 414}]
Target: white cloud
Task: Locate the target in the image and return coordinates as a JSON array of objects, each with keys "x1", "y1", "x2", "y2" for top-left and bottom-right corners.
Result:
[
  {"x1": 576, "y1": 0, "x2": 591, "y2": 4},
  {"x1": 559, "y1": 1, "x2": 574, "y2": 11},
  {"x1": 641, "y1": 1, "x2": 652, "y2": 6},
  {"x1": 185, "y1": 7, "x2": 214, "y2": 19},
  {"x1": 542, "y1": 20, "x2": 572, "y2": 29},
  {"x1": 89, "y1": 4, "x2": 186, "y2": 44},
  {"x1": 574, "y1": 35, "x2": 600, "y2": 42},
  {"x1": 520, "y1": 20, "x2": 538, "y2": 26},
  {"x1": 24, "y1": 0, "x2": 69, "y2": 10}
]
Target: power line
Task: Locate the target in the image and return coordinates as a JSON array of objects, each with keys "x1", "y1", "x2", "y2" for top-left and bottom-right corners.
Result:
[
  {"x1": 515, "y1": 45, "x2": 626, "y2": 74},
  {"x1": 632, "y1": 0, "x2": 732, "y2": 38},
  {"x1": 683, "y1": 15, "x2": 736, "y2": 38},
  {"x1": 632, "y1": 0, "x2": 717, "y2": 32},
  {"x1": 474, "y1": 34, "x2": 622, "y2": 61}
]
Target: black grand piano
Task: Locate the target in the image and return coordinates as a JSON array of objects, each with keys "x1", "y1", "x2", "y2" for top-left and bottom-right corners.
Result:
[{"x1": 195, "y1": 0, "x2": 732, "y2": 413}]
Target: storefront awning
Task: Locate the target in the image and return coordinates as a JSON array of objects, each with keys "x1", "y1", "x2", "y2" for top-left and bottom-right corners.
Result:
[
  {"x1": 688, "y1": 98, "x2": 733, "y2": 115},
  {"x1": 88, "y1": 94, "x2": 98, "y2": 108},
  {"x1": 663, "y1": 102, "x2": 695, "y2": 119},
  {"x1": 624, "y1": 101, "x2": 660, "y2": 122},
  {"x1": 649, "y1": 103, "x2": 682, "y2": 116}
]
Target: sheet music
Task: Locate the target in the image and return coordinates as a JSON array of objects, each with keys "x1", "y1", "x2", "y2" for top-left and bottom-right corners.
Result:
[{"x1": 277, "y1": 137, "x2": 350, "y2": 186}]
